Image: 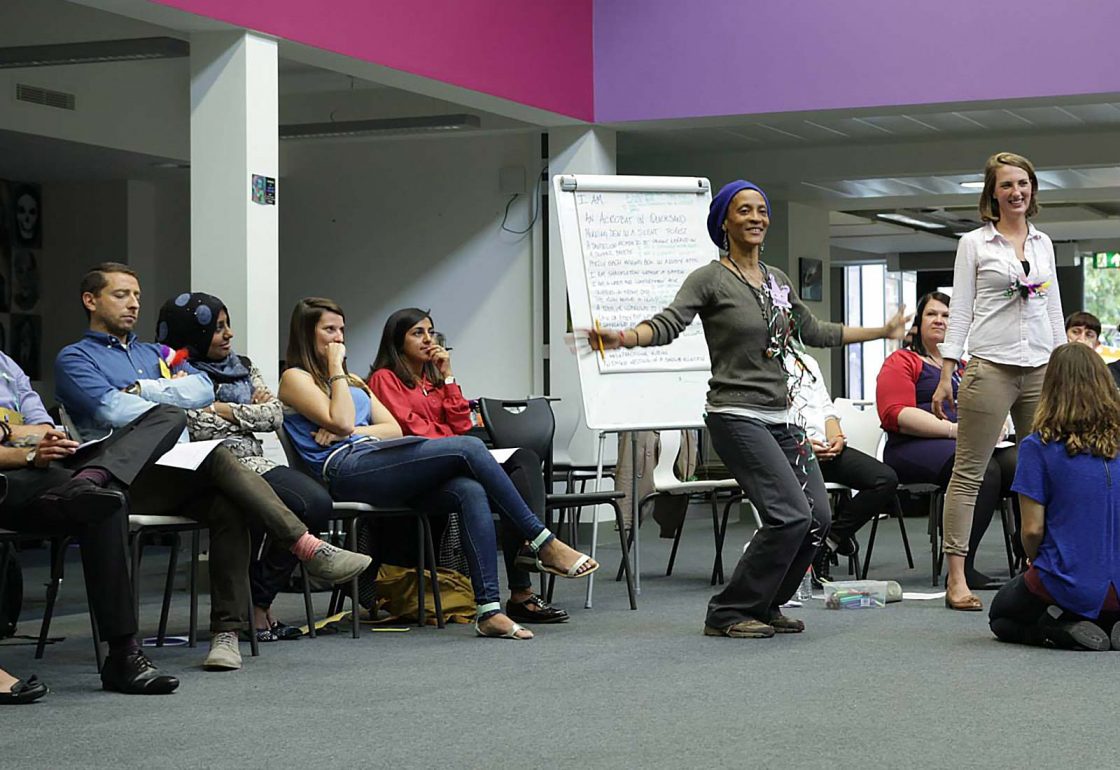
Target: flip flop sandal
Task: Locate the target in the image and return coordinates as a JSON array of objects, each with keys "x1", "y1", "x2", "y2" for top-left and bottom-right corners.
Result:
[{"x1": 514, "y1": 547, "x2": 599, "y2": 579}]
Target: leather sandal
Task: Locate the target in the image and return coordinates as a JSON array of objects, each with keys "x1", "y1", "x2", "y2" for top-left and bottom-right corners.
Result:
[
  {"x1": 768, "y1": 614, "x2": 805, "y2": 633},
  {"x1": 944, "y1": 593, "x2": 983, "y2": 611}
]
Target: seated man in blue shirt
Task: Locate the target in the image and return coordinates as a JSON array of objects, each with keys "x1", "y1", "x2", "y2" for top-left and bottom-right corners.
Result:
[
  {"x1": 55, "y1": 263, "x2": 370, "y2": 672},
  {"x1": 0, "y1": 349, "x2": 183, "y2": 694}
]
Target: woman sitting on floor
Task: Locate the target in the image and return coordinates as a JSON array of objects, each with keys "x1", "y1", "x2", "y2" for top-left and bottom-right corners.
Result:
[
  {"x1": 988, "y1": 343, "x2": 1120, "y2": 651},
  {"x1": 156, "y1": 292, "x2": 335, "y2": 642},
  {"x1": 876, "y1": 291, "x2": 1016, "y2": 598},
  {"x1": 367, "y1": 307, "x2": 567, "y2": 625},
  {"x1": 279, "y1": 297, "x2": 597, "y2": 640}
]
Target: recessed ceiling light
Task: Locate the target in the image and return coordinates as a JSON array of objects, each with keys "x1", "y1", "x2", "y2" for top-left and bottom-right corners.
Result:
[
  {"x1": 960, "y1": 181, "x2": 985, "y2": 189},
  {"x1": 876, "y1": 212, "x2": 947, "y2": 230}
]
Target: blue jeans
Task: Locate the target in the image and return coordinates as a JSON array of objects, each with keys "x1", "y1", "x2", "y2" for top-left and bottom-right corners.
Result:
[{"x1": 325, "y1": 436, "x2": 551, "y2": 607}]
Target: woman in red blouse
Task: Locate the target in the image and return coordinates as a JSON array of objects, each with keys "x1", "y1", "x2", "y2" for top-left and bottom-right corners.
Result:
[
  {"x1": 368, "y1": 308, "x2": 567, "y2": 624},
  {"x1": 876, "y1": 292, "x2": 1016, "y2": 599}
]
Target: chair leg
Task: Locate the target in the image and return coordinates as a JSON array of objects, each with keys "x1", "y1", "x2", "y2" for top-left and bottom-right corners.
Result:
[
  {"x1": 247, "y1": 581, "x2": 260, "y2": 657},
  {"x1": 610, "y1": 501, "x2": 637, "y2": 609},
  {"x1": 301, "y1": 563, "x2": 316, "y2": 639},
  {"x1": 414, "y1": 517, "x2": 426, "y2": 629},
  {"x1": 710, "y1": 497, "x2": 736, "y2": 586},
  {"x1": 131, "y1": 530, "x2": 144, "y2": 626},
  {"x1": 665, "y1": 519, "x2": 685, "y2": 577},
  {"x1": 349, "y1": 523, "x2": 360, "y2": 639},
  {"x1": 157, "y1": 533, "x2": 181, "y2": 647},
  {"x1": 708, "y1": 496, "x2": 722, "y2": 586},
  {"x1": 894, "y1": 497, "x2": 914, "y2": 569},
  {"x1": 421, "y1": 516, "x2": 445, "y2": 628},
  {"x1": 89, "y1": 600, "x2": 105, "y2": 673},
  {"x1": 999, "y1": 500, "x2": 1016, "y2": 578},
  {"x1": 861, "y1": 514, "x2": 880, "y2": 580},
  {"x1": 188, "y1": 530, "x2": 199, "y2": 648},
  {"x1": 36, "y1": 537, "x2": 68, "y2": 659}
]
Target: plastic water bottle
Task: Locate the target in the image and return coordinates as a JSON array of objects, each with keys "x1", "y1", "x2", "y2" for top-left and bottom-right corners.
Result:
[{"x1": 795, "y1": 567, "x2": 813, "y2": 601}]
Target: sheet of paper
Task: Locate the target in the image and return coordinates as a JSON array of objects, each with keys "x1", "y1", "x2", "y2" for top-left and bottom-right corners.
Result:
[
  {"x1": 902, "y1": 591, "x2": 946, "y2": 600},
  {"x1": 488, "y1": 448, "x2": 518, "y2": 464},
  {"x1": 74, "y1": 429, "x2": 113, "y2": 452},
  {"x1": 155, "y1": 439, "x2": 225, "y2": 471}
]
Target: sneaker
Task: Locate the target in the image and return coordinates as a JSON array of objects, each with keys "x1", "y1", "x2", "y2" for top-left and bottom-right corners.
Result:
[
  {"x1": 1111, "y1": 621, "x2": 1120, "y2": 651},
  {"x1": 101, "y1": 649, "x2": 179, "y2": 694},
  {"x1": 203, "y1": 632, "x2": 242, "y2": 671},
  {"x1": 303, "y1": 542, "x2": 373, "y2": 585}
]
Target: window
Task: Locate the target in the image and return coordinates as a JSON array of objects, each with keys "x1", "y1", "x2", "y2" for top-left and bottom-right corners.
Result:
[{"x1": 843, "y1": 264, "x2": 914, "y2": 399}]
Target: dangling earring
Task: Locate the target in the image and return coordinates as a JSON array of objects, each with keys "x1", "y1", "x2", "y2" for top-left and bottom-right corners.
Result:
[
  {"x1": 722, "y1": 230, "x2": 729, "y2": 252},
  {"x1": 760, "y1": 241, "x2": 766, "y2": 254}
]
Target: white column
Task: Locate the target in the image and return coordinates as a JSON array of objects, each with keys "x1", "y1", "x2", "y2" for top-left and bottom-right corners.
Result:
[
  {"x1": 547, "y1": 128, "x2": 616, "y2": 468},
  {"x1": 189, "y1": 32, "x2": 279, "y2": 386}
]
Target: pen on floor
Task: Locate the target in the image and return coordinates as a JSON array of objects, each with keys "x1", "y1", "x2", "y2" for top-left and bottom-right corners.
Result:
[{"x1": 593, "y1": 319, "x2": 606, "y2": 360}]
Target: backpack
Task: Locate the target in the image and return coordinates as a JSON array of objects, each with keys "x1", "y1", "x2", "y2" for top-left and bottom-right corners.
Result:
[{"x1": 0, "y1": 549, "x2": 22, "y2": 639}]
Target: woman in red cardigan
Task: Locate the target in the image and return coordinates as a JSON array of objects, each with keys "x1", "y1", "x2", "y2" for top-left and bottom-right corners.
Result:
[
  {"x1": 368, "y1": 308, "x2": 567, "y2": 624},
  {"x1": 876, "y1": 291, "x2": 1016, "y2": 600}
]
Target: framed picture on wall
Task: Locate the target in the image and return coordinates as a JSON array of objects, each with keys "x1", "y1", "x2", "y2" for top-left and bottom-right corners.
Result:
[{"x1": 799, "y1": 257, "x2": 823, "y2": 302}]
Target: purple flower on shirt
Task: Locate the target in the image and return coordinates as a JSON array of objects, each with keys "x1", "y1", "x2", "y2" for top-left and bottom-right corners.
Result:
[{"x1": 766, "y1": 274, "x2": 792, "y2": 310}]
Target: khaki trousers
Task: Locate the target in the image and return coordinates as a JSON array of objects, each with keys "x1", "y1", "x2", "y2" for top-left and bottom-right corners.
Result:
[{"x1": 943, "y1": 357, "x2": 1045, "y2": 556}]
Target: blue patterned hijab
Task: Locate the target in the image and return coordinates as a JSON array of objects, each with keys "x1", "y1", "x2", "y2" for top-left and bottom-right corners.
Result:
[{"x1": 156, "y1": 292, "x2": 253, "y2": 405}]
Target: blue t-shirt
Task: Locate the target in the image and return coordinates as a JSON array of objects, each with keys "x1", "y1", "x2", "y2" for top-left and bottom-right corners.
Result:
[{"x1": 1012, "y1": 433, "x2": 1120, "y2": 619}]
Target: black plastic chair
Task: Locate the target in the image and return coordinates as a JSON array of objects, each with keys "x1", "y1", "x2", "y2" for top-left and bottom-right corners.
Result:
[
  {"x1": 479, "y1": 397, "x2": 636, "y2": 609},
  {"x1": 275, "y1": 424, "x2": 444, "y2": 633}
]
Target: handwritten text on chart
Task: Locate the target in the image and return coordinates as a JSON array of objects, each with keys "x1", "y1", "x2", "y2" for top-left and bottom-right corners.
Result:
[{"x1": 574, "y1": 191, "x2": 713, "y2": 373}]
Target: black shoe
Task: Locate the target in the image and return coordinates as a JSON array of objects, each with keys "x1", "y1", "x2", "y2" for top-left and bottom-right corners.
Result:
[
  {"x1": 39, "y1": 479, "x2": 125, "y2": 524},
  {"x1": 101, "y1": 649, "x2": 180, "y2": 694},
  {"x1": 505, "y1": 594, "x2": 569, "y2": 624},
  {"x1": 1037, "y1": 607, "x2": 1110, "y2": 651},
  {"x1": 832, "y1": 535, "x2": 860, "y2": 558},
  {"x1": 0, "y1": 675, "x2": 48, "y2": 704},
  {"x1": 964, "y1": 570, "x2": 1006, "y2": 591},
  {"x1": 811, "y1": 546, "x2": 832, "y2": 589},
  {"x1": 270, "y1": 620, "x2": 303, "y2": 640}
]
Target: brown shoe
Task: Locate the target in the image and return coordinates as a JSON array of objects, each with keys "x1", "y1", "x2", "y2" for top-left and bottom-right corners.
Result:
[
  {"x1": 703, "y1": 619, "x2": 775, "y2": 638},
  {"x1": 944, "y1": 593, "x2": 983, "y2": 611},
  {"x1": 768, "y1": 614, "x2": 805, "y2": 633}
]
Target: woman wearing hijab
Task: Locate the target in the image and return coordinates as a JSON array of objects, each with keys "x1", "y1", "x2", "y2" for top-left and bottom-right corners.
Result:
[
  {"x1": 589, "y1": 180, "x2": 909, "y2": 638},
  {"x1": 157, "y1": 292, "x2": 334, "y2": 642}
]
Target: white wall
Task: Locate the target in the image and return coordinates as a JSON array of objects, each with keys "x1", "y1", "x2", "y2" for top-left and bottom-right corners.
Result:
[{"x1": 279, "y1": 132, "x2": 541, "y2": 396}]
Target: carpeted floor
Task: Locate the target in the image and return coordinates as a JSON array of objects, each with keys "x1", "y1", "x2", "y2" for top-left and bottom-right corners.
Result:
[{"x1": 1, "y1": 511, "x2": 1116, "y2": 768}]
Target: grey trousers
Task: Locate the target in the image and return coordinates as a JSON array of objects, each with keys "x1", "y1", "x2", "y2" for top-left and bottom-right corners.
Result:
[{"x1": 704, "y1": 413, "x2": 831, "y2": 628}]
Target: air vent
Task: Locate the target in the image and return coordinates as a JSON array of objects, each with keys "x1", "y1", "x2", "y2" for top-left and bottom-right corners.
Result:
[{"x1": 15, "y1": 83, "x2": 76, "y2": 111}]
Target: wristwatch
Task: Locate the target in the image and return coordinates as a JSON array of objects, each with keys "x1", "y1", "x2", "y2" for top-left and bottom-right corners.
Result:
[
  {"x1": 25, "y1": 449, "x2": 36, "y2": 467},
  {"x1": 124, "y1": 381, "x2": 142, "y2": 396}
]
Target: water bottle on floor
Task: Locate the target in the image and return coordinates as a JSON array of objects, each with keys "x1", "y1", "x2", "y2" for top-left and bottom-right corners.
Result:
[{"x1": 795, "y1": 567, "x2": 813, "y2": 601}]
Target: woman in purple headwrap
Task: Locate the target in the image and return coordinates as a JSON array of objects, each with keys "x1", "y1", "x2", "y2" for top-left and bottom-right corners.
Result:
[{"x1": 589, "y1": 180, "x2": 909, "y2": 639}]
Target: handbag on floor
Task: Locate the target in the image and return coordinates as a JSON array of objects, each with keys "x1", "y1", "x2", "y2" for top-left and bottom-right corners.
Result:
[{"x1": 373, "y1": 563, "x2": 475, "y2": 625}]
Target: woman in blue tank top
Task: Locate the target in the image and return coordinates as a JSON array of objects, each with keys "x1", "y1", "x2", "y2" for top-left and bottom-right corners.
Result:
[{"x1": 279, "y1": 298, "x2": 598, "y2": 640}]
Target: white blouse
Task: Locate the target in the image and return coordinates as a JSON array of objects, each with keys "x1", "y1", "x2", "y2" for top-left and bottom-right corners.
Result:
[{"x1": 939, "y1": 222, "x2": 1065, "y2": 367}]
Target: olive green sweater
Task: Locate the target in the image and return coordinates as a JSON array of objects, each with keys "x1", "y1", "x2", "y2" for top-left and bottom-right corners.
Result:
[{"x1": 643, "y1": 261, "x2": 843, "y2": 410}]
